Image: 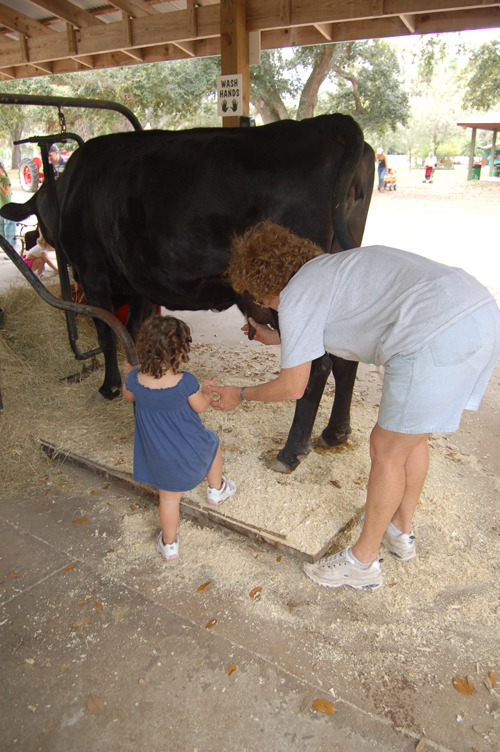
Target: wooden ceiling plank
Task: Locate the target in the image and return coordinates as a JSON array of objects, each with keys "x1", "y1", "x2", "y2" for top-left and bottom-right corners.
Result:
[
  {"x1": 32, "y1": 60, "x2": 53, "y2": 73},
  {"x1": 26, "y1": 0, "x2": 103, "y2": 28},
  {"x1": 108, "y1": 0, "x2": 160, "y2": 18},
  {"x1": 247, "y1": 0, "x2": 500, "y2": 31},
  {"x1": 400, "y1": 13, "x2": 416, "y2": 31},
  {"x1": 0, "y1": 3, "x2": 52, "y2": 36}
]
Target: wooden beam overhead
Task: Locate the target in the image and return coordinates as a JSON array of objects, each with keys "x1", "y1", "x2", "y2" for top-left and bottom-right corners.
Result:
[
  {"x1": 0, "y1": 0, "x2": 497, "y2": 81},
  {"x1": 0, "y1": 4, "x2": 52, "y2": 37},
  {"x1": 108, "y1": 0, "x2": 160, "y2": 18},
  {"x1": 25, "y1": 0, "x2": 104, "y2": 29}
]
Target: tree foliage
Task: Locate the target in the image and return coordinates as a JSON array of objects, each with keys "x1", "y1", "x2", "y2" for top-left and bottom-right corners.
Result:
[{"x1": 462, "y1": 39, "x2": 500, "y2": 111}]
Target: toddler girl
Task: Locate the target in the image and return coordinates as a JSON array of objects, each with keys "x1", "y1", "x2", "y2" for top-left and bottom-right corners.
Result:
[
  {"x1": 123, "y1": 315, "x2": 237, "y2": 562},
  {"x1": 22, "y1": 232, "x2": 58, "y2": 278}
]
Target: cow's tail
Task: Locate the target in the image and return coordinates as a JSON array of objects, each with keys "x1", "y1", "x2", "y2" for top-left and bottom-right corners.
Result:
[
  {"x1": 0, "y1": 194, "x2": 37, "y2": 222},
  {"x1": 326, "y1": 113, "x2": 365, "y2": 251}
]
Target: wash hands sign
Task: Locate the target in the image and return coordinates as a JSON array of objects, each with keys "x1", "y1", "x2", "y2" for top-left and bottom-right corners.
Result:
[{"x1": 217, "y1": 74, "x2": 243, "y2": 117}]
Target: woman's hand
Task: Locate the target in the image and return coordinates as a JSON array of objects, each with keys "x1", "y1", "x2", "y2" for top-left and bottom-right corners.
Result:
[
  {"x1": 241, "y1": 317, "x2": 281, "y2": 346},
  {"x1": 210, "y1": 386, "x2": 241, "y2": 411}
]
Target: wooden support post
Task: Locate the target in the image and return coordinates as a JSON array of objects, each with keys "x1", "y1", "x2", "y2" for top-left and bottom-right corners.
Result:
[
  {"x1": 467, "y1": 127, "x2": 476, "y2": 181},
  {"x1": 187, "y1": 0, "x2": 197, "y2": 38},
  {"x1": 66, "y1": 23, "x2": 77, "y2": 55},
  {"x1": 489, "y1": 130, "x2": 497, "y2": 177},
  {"x1": 19, "y1": 35, "x2": 29, "y2": 64},
  {"x1": 220, "y1": 0, "x2": 249, "y2": 128}
]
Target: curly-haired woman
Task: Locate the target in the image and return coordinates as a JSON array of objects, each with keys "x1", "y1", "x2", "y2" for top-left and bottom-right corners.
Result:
[
  {"x1": 123, "y1": 315, "x2": 236, "y2": 562},
  {"x1": 211, "y1": 221, "x2": 500, "y2": 592}
]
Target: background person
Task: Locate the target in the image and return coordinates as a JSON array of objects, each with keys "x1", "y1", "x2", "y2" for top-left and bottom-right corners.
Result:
[
  {"x1": 0, "y1": 160, "x2": 16, "y2": 247},
  {"x1": 123, "y1": 315, "x2": 236, "y2": 562},
  {"x1": 210, "y1": 221, "x2": 500, "y2": 592},
  {"x1": 22, "y1": 232, "x2": 58, "y2": 278},
  {"x1": 375, "y1": 147, "x2": 388, "y2": 192},
  {"x1": 423, "y1": 151, "x2": 438, "y2": 183},
  {"x1": 48, "y1": 144, "x2": 66, "y2": 178}
]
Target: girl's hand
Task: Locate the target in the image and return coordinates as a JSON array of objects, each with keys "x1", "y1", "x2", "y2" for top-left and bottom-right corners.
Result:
[
  {"x1": 241, "y1": 317, "x2": 281, "y2": 346},
  {"x1": 202, "y1": 375, "x2": 218, "y2": 397},
  {"x1": 124, "y1": 360, "x2": 139, "y2": 377}
]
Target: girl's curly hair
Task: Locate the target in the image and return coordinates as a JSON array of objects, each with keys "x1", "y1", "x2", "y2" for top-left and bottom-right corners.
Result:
[
  {"x1": 136, "y1": 315, "x2": 192, "y2": 378},
  {"x1": 228, "y1": 220, "x2": 324, "y2": 300}
]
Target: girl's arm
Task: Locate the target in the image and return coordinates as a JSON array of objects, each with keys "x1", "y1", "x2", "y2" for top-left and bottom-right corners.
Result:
[
  {"x1": 0, "y1": 181, "x2": 11, "y2": 198},
  {"x1": 41, "y1": 251, "x2": 58, "y2": 271},
  {"x1": 123, "y1": 360, "x2": 138, "y2": 402},
  {"x1": 188, "y1": 376, "x2": 217, "y2": 414}
]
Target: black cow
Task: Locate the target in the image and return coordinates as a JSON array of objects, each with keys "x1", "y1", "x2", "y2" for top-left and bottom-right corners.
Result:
[{"x1": 2, "y1": 114, "x2": 374, "y2": 473}]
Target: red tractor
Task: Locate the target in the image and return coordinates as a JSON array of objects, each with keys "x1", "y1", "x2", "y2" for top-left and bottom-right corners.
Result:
[{"x1": 18, "y1": 148, "x2": 71, "y2": 192}]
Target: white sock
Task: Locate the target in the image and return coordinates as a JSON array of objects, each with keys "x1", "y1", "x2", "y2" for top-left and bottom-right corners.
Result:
[
  {"x1": 388, "y1": 521, "x2": 403, "y2": 537},
  {"x1": 349, "y1": 547, "x2": 374, "y2": 570}
]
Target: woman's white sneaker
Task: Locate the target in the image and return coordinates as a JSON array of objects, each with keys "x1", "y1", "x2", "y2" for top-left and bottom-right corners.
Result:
[
  {"x1": 303, "y1": 546, "x2": 383, "y2": 590},
  {"x1": 206, "y1": 476, "x2": 237, "y2": 505},
  {"x1": 360, "y1": 512, "x2": 417, "y2": 561}
]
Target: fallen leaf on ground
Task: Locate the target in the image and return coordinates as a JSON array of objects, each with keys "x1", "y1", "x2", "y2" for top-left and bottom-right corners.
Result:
[
  {"x1": 276, "y1": 556, "x2": 281, "y2": 562},
  {"x1": 94, "y1": 603, "x2": 103, "y2": 610},
  {"x1": 205, "y1": 618, "x2": 217, "y2": 629},
  {"x1": 483, "y1": 674, "x2": 494, "y2": 690},
  {"x1": 85, "y1": 676, "x2": 104, "y2": 683},
  {"x1": 249, "y1": 587, "x2": 262, "y2": 598},
  {"x1": 452, "y1": 676, "x2": 473, "y2": 695},
  {"x1": 466, "y1": 675, "x2": 478, "y2": 692},
  {"x1": 72, "y1": 518, "x2": 88, "y2": 524},
  {"x1": 300, "y1": 694, "x2": 315, "y2": 713},
  {"x1": 197, "y1": 581, "x2": 210, "y2": 593},
  {"x1": 8, "y1": 571, "x2": 20, "y2": 577},
  {"x1": 228, "y1": 663, "x2": 237, "y2": 676},
  {"x1": 489, "y1": 670, "x2": 497, "y2": 688},
  {"x1": 330, "y1": 480, "x2": 341, "y2": 488},
  {"x1": 62, "y1": 563, "x2": 77, "y2": 572},
  {"x1": 103, "y1": 483, "x2": 110, "y2": 489},
  {"x1": 473, "y1": 725, "x2": 493, "y2": 734},
  {"x1": 90, "y1": 491, "x2": 99, "y2": 496},
  {"x1": 106, "y1": 548, "x2": 114, "y2": 554},
  {"x1": 139, "y1": 679, "x2": 147, "y2": 688},
  {"x1": 87, "y1": 695, "x2": 105, "y2": 715},
  {"x1": 416, "y1": 737, "x2": 427, "y2": 751},
  {"x1": 71, "y1": 616, "x2": 91, "y2": 633},
  {"x1": 312, "y1": 699, "x2": 336, "y2": 714}
]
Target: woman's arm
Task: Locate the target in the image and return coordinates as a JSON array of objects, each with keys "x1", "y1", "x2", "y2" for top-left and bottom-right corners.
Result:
[
  {"x1": 188, "y1": 376, "x2": 218, "y2": 413},
  {"x1": 210, "y1": 361, "x2": 311, "y2": 412}
]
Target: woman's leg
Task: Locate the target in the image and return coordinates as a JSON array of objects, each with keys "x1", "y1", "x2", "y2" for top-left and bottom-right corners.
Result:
[
  {"x1": 158, "y1": 489, "x2": 182, "y2": 544},
  {"x1": 206, "y1": 445, "x2": 223, "y2": 490},
  {"x1": 351, "y1": 424, "x2": 429, "y2": 563}
]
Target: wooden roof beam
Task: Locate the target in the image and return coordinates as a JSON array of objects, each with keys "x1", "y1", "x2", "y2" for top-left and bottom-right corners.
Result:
[
  {"x1": 400, "y1": 14, "x2": 416, "y2": 32},
  {"x1": 0, "y1": 4, "x2": 52, "y2": 37},
  {"x1": 23, "y1": 0, "x2": 104, "y2": 29},
  {"x1": 108, "y1": 0, "x2": 160, "y2": 18}
]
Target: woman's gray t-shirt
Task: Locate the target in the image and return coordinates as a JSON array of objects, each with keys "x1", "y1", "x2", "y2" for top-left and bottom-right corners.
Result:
[{"x1": 279, "y1": 247, "x2": 493, "y2": 368}]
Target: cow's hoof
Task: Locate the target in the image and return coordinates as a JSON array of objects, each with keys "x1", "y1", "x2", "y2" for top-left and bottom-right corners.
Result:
[
  {"x1": 93, "y1": 386, "x2": 122, "y2": 401},
  {"x1": 267, "y1": 456, "x2": 294, "y2": 474},
  {"x1": 315, "y1": 428, "x2": 351, "y2": 448}
]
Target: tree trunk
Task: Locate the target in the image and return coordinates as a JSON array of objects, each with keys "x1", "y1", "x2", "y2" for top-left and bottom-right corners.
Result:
[
  {"x1": 296, "y1": 45, "x2": 335, "y2": 120},
  {"x1": 11, "y1": 121, "x2": 23, "y2": 170},
  {"x1": 251, "y1": 93, "x2": 288, "y2": 123}
]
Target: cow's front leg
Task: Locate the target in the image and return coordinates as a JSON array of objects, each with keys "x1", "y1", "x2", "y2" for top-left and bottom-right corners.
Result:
[
  {"x1": 317, "y1": 356, "x2": 358, "y2": 447},
  {"x1": 90, "y1": 316, "x2": 122, "y2": 401},
  {"x1": 269, "y1": 354, "x2": 332, "y2": 473}
]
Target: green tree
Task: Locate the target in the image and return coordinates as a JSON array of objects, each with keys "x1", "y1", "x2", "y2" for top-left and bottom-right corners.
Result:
[
  {"x1": 249, "y1": 41, "x2": 409, "y2": 144},
  {"x1": 462, "y1": 39, "x2": 500, "y2": 111}
]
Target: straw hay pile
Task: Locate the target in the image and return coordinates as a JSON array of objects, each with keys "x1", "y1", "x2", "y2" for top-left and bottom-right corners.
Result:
[{"x1": 0, "y1": 282, "x2": 133, "y2": 492}]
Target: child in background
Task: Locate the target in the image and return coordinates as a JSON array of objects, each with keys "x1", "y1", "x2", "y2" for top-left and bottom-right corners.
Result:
[
  {"x1": 123, "y1": 315, "x2": 237, "y2": 562},
  {"x1": 22, "y1": 232, "x2": 58, "y2": 278}
]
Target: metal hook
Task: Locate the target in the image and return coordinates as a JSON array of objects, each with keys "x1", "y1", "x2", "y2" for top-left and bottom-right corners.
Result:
[{"x1": 58, "y1": 106, "x2": 67, "y2": 133}]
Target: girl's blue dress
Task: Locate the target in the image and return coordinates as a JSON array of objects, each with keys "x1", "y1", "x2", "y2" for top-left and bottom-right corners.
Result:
[{"x1": 125, "y1": 369, "x2": 219, "y2": 492}]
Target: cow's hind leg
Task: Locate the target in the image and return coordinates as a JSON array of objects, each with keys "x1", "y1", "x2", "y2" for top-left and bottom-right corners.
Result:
[
  {"x1": 316, "y1": 356, "x2": 358, "y2": 448},
  {"x1": 125, "y1": 296, "x2": 155, "y2": 341},
  {"x1": 270, "y1": 353, "x2": 332, "y2": 473}
]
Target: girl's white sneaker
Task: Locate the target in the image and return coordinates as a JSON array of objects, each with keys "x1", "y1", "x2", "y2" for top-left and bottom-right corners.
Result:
[
  {"x1": 206, "y1": 476, "x2": 237, "y2": 505},
  {"x1": 157, "y1": 532, "x2": 179, "y2": 561}
]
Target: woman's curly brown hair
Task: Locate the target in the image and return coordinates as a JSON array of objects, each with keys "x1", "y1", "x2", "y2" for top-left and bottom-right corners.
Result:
[
  {"x1": 136, "y1": 315, "x2": 192, "y2": 378},
  {"x1": 228, "y1": 220, "x2": 324, "y2": 300}
]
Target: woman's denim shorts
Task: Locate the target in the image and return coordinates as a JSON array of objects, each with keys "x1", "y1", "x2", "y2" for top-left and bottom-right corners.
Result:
[{"x1": 378, "y1": 300, "x2": 500, "y2": 434}]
